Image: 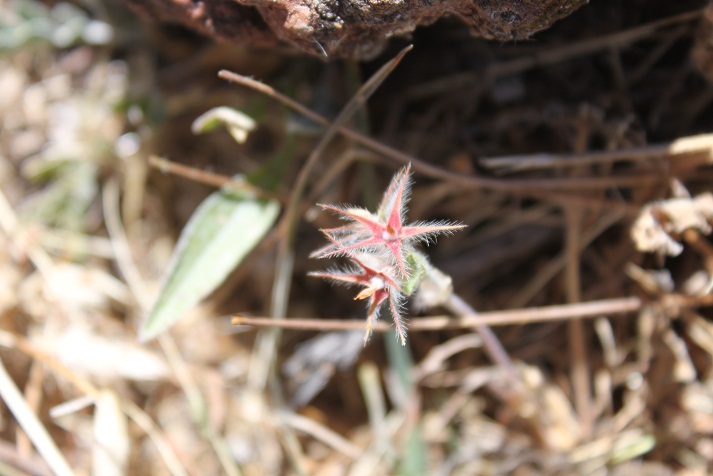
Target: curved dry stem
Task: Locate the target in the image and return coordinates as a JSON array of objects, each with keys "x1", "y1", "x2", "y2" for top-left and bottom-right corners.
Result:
[
  {"x1": 218, "y1": 74, "x2": 669, "y2": 195},
  {"x1": 441, "y1": 293, "x2": 520, "y2": 390},
  {"x1": 231, "y1": 44, "x2": 413, "y2": 415}
]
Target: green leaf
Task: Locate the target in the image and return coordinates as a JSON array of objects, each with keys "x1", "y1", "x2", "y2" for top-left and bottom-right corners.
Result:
[
  {"x1": 398, "y1": 425, "x2": 428, "y2": 476},
  {"x1": 402, "y1": 252, "x2": 427, "y2": 296},
  {"x1": 140, "y1": 186, "x2": 279, "y2": 341},
  {"x1": 191, "y1": 107, "x2": 256, "y2": 144}
]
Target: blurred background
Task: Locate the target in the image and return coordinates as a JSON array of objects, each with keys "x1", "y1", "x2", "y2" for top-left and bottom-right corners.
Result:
[{"x1": 1, "y1": 0, "x2": 713, "y2": 474}]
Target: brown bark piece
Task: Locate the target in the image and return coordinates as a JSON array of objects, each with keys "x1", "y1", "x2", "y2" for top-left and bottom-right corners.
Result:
[{"x1": 124, "y1": 0, "x2": 589, "y2": 59}]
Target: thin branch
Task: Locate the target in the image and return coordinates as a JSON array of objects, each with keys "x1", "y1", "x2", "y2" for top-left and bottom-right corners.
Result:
[
  {"x1": 480, "y1": 133, "x2": 713, "y2": 172},
  {"x1": 231, "y1": 296, "x2": 647, "y2": 331},
  {"x1": 149, "y1": 155, "x2": 279, "y2": 201},
  {"x1": 217, "y1": 74, "x2": 663, "y2": 194}
]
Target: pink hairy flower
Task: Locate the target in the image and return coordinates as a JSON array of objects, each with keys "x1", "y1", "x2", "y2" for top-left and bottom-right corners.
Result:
[{"x1": 310, "y1": 163, "x2": 466, "y2": 346}]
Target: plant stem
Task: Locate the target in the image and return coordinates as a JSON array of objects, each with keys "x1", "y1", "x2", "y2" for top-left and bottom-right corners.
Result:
[
  {"x1": 231, "y1": 295, "x2": 647, "y2": 330},
  {"x1": 240, "y1": 46, "x2": 413, "y2": 394},
  {"x1": 442, "y1": 293, "x2": 521, "y2": 390}
]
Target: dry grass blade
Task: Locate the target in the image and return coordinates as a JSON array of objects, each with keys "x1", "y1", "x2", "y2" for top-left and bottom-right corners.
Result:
[
  {"x1": 218, "y1": 73, "x2": 662, "y2": 194},
  {"x1": 480, "y1": 133, "x2": 713, "y2": 172},
  {"x1": 0, "y1": 331, "x2": 189, "y2": 476},
  {"x1": 276, "y1": 410, "x2": 362, "y2": 459},
  {"x1": 353, "y1": 362, "x2": 394, "y2": 474},
  {"x1": 231, "y1": 296, "x2": 645, "y2": 331},
  {"x1": 149, "y1": 155, "x2": 280, "y2": 202},
  {"x1": 565, "y1": 205, "x2": 593, "y2": 438},
  {"x1": 0, "y1": 359, "x2": 75, "y2": 476},
  {"x1": 0, "y1": 188, "x2": 56, "y2": 280},
  {"x1": 92, "y1": 391, "x2": 130, "y2": 476},
  {"x1": 0, "y1": 439, "x2": 52, "y2": 476}
]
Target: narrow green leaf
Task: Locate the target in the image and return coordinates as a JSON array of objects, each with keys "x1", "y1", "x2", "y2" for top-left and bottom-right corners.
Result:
[
  {"x1": 398, "y1": 425, "x2": 428, "y2": 476},
  {"x1": 140, "y1": 187, "x2": 279, "y2": 341},
  {"x1": 191, "y1": 107, "x2": 256, "y2": 143}
]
